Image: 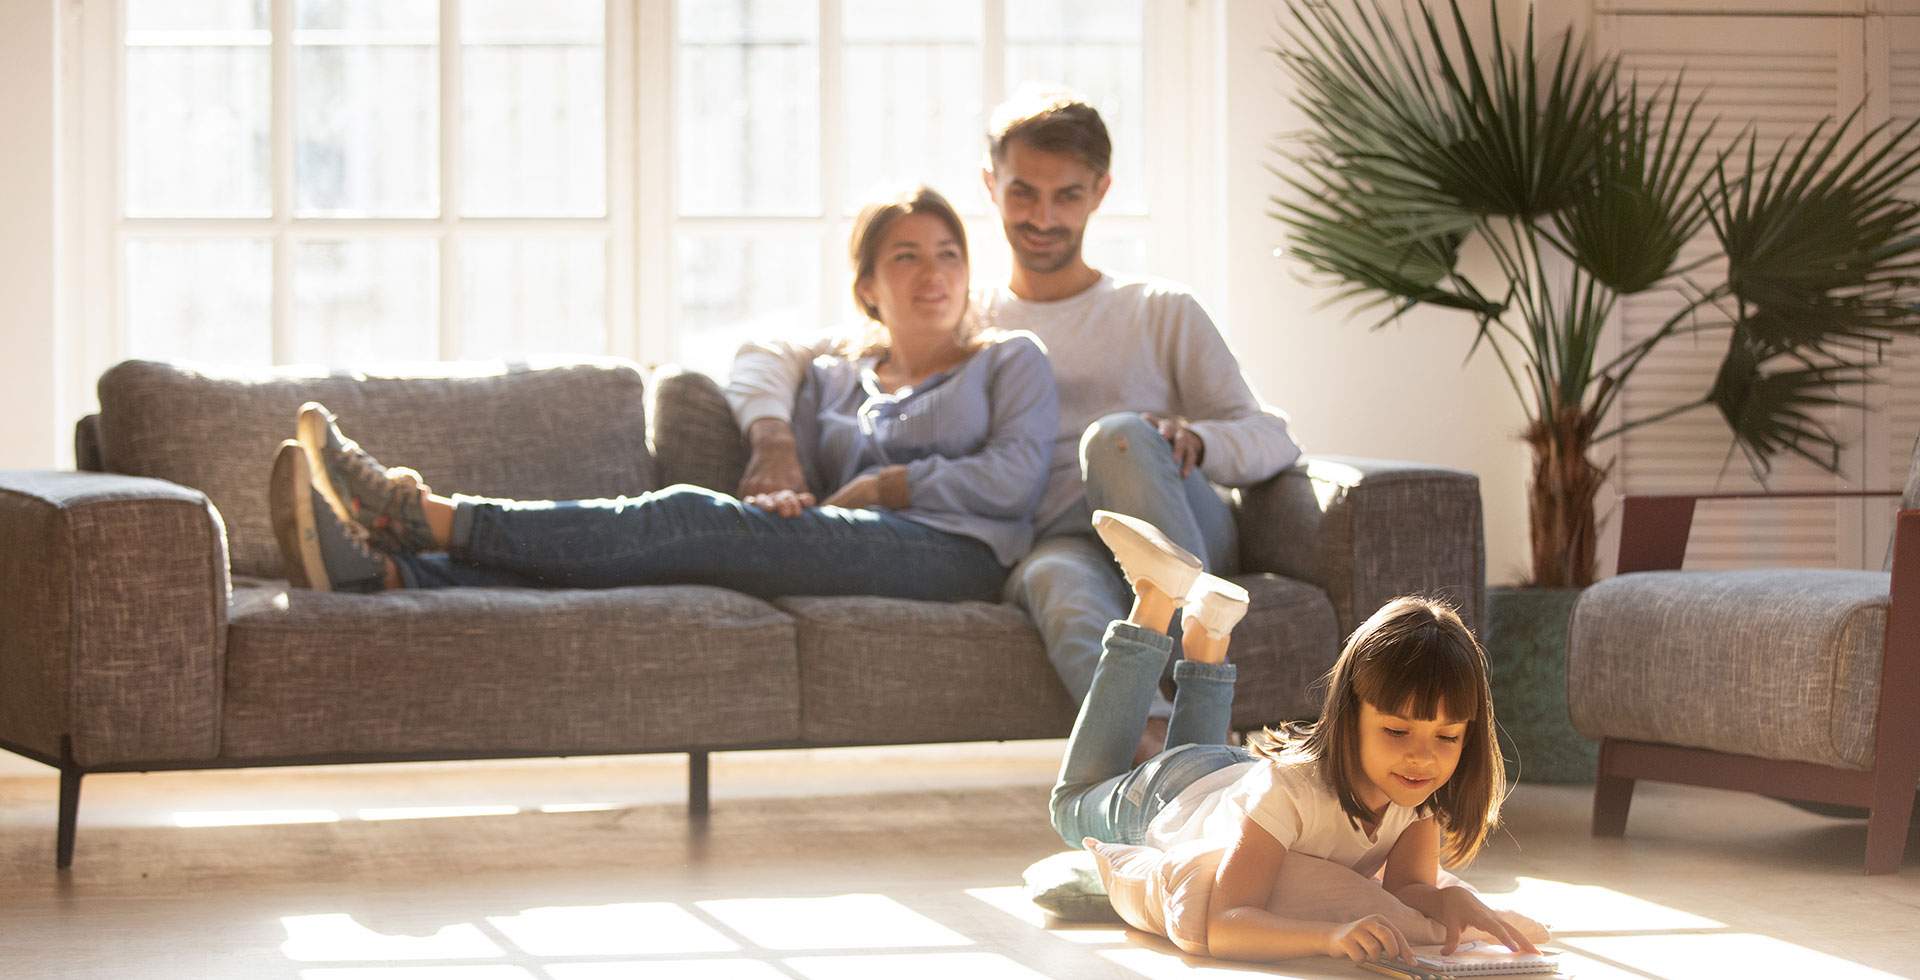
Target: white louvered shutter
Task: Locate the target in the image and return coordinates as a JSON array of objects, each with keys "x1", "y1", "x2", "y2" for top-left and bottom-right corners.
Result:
[
  {"x1": 1596, "y1": 13, "x2": 1871, "y2": 570},
  {"x1": 1868, "y1": 15, "x2": 1920, "y2": 561}
]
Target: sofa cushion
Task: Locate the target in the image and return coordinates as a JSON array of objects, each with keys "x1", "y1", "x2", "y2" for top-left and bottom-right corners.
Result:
[
  {"x1": 779, "y1": 573, "x2": 1338, "y2": 745},
  {"x1": 1568, "y1": 568, "x2": 1889, "y2": 769},
  {"x1": 647, "y1": 365, "x2": 748, "y2": 493},
  {"x1": 779, "y1": 595, "x2": 1074, "y2": 744},
  {"x1": 221, "y1": 583, "x2": 795, "y2": 760},
  {"x1": 97, "y1": 359, "x2": 657, "y2": 578},
  {"x1": 1224, "y1": 573, "x2": 1342, "y2": 729}
]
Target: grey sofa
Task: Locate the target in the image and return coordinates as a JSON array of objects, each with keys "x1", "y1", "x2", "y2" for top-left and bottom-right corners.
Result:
[{"x1": 0, "y1": 359, "x2": 1486, "y2": 868}]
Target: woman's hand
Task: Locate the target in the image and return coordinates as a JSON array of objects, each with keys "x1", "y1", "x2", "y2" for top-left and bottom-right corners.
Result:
[
  {"x1": 1141, "y1": 411, "x2": 1206, "y2": 477},
  {"x1": 1325, "y1": 914, "x2": 1411, "y2": 965},
  {"x1": 1435, "y1": 886, "x2": 1541, "y2": 955},
  {"x1": 745, "y1": 489, "x2": 815, "y2": 518},
  {"x1": 820, "y1": 474, "x2": 879, "y2": 509},
  {"x1": 738, "y1": 419, "x2": 809, "y2": 497}
]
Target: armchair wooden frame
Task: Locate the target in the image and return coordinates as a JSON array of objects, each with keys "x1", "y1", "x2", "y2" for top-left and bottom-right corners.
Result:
[{"x1": 1594, "y1": 491, "x2": 1920, "y2": 875}]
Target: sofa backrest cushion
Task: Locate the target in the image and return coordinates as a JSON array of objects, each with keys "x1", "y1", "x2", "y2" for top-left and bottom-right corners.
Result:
[{"x1": 97, "y1": 359, "x2": 657, "y2": 578}]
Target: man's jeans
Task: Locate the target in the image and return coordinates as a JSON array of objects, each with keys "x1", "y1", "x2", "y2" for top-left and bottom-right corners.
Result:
[
  {"x1": 1050, "y1": 621, "x2": 1248, "y2": 847},
  {"x1": 389, "y1": 484, "x2": 1008, "y2": 602},
  {"x1": 1006, "y1": 412, "x2": 1240, "y2": 718}
]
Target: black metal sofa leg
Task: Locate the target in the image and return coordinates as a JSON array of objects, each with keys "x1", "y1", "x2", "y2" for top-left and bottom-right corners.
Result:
[
  {"x1": 688, "y1": 750, "x2": 710, "y2": 821},
  {"x1": 56, "y1": 766, "x2": 82, "y2": 870}
]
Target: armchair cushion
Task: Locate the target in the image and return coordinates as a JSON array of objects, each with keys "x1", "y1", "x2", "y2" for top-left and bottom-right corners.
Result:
[
  {"x1": 1237, "y1": 455, "x2": 1484, "y2": 638},
  {"x1": 0, "y1": 470, "x2": 228, "y2": 766},
  {"x1": 95, "y1": 359, "x2": 657, "y2": 578},
  {"x1": 1568, "y1": 568, "x2": 1889, "y2": 769}
]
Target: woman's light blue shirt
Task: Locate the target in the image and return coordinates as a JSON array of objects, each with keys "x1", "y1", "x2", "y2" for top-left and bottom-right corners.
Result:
[{"x1": 789, "y1": 331, "x2": 1058, "y2": 565}]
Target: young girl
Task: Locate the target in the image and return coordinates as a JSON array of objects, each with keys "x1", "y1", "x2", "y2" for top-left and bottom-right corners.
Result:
[{"x1": 1054, "y1": 511, "x2": 1542, "y2": 967}]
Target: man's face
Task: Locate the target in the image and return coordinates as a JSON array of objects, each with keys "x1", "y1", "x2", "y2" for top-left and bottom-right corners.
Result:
[{"x1": 983, "y1": 139, "x2": 1112, "y2": 275}]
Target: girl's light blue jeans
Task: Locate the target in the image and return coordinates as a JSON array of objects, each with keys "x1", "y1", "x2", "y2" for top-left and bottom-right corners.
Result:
[
  {"x1": 387, "y1": 484, "x2": 1008, "y2": 602},
  {"x1": 1050, "y1": 621, "x2": 1252, "y2": 847}
]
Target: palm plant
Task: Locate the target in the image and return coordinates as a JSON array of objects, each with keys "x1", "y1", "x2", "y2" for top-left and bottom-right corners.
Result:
[{"x1": 1273, "y1": 0, "x2": 1920, "y2": 588}]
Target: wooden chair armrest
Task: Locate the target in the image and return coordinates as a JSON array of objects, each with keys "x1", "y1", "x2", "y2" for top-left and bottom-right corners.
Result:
[{"x1": 1617, "y1": 491, "x2": 1905, "y2": 574}]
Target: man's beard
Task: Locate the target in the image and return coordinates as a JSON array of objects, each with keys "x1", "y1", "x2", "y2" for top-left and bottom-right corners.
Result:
[{"x1": 1010, "y1": 223, "x2": 1082, "y2": 274}]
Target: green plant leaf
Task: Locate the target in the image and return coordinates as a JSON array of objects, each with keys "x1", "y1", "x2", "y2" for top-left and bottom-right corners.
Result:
[{"x1": 1705, "y1": 335, "x2": 1866, "y2": 476}]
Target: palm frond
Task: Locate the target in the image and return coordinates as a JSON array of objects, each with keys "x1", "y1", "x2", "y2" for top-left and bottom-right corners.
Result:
[{"x1": 1705, "y1": 335, "x2": 1868, "y2": 476}]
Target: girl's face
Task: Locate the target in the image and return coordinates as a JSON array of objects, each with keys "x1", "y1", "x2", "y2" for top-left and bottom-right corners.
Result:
[
  {"x1": 858, "y1": 211, "x2": 969, "y2": 340},
  {"x1": 1353, "y1": 700, "x2": 1469, "y2": 814}
]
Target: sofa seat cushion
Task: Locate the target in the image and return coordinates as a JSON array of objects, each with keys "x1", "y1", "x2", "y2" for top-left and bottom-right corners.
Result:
[
  {"x1": 779, "y1": 573, "x2": 1338, "y2": 745},
  {"x1": 779, "y1": 596, "x2": 1072, "y2": 744},
  {"x1": 221, "y1": 583, "x2": 796, "y2": 760},
  {"x1": 97, "y1": 359, "x2": 657, "y2": 579},
  {"x1": 1568, "y1": 569, "x2": 1890, "y2": 769}
]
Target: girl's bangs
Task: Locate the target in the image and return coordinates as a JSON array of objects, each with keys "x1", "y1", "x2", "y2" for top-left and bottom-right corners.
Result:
[{"x1": 1353, "y1": 627, "x2": 1481, "y2": 722}]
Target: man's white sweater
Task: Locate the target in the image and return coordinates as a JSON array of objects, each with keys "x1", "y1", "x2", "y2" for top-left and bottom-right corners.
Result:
[{"x1": 727, "y1": 273, "x2": 1303, "y2": 527}]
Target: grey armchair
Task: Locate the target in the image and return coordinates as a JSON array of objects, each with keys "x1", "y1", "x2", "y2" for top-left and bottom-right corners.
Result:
[{"x1": 1567, "y1": 486, "x2": 1920, "y2": 875}]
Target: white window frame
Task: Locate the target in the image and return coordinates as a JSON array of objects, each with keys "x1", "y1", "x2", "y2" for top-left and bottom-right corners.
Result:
[{"x1": 62, "y1": 0, "x2": 1217, "y2": 436}]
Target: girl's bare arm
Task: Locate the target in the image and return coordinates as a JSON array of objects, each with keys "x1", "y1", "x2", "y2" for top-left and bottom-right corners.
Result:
[{"x1": 1205, "y1": 816, "x2": 1410, "y2": 963}]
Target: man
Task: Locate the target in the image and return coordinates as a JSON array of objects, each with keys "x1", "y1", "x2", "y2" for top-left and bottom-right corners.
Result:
[{"x1": 726, "y1": 93, "x2": 1300, "y2": 763}]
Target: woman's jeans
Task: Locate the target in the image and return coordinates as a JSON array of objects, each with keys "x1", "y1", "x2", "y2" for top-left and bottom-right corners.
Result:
[
  {"x1": 1050, "y1": 621, "x2": 1251, "y2": 847},
  {"x1": 387, "y1": 484, "x2": 1008, "y2": 602}
]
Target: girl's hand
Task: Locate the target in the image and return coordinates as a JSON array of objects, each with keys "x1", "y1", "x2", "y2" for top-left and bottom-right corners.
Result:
[
  {"x1": 746, "y1": 489, "x2": 815, "y2": 518},
  {"x1": 1325, "y1": 914, "x2": 1411, "y2": 965},
  {"x1": 1436, "y1": 886, "x2": 1541, "y2": 956}
]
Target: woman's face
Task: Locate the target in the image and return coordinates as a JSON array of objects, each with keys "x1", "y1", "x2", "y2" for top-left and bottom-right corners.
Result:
[{"x1": 858, "y1": 211, "x2": 968, "y2": 341}]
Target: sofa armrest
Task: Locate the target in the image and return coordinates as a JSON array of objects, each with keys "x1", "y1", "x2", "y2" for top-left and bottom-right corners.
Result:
[
  {"x1": 1236, "y1": 455, "x2": 1485, "y2": 638},
  {"x1": 0, "y1": 470, "x2": 229, "y2": 768},
  {"x1": 647, "y1": 365, "x2": 748, "y2": 494}
]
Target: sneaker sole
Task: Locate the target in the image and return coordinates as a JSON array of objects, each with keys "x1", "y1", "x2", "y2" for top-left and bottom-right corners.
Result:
[
  {"x1": 1092, "y1": 510, "x2": 1204, "y2": 599},
  {"x1": 269, "y1": 441, "x2": 332, "y2": 592},
  {"x1": 295, "y1": 403, "x2": 358, "y2": 540}
]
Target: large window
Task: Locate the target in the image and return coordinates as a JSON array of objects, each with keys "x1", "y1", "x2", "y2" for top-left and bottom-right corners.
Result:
[{"x1": 74, "y1": 0, "x2": 1195, "y2": 390}]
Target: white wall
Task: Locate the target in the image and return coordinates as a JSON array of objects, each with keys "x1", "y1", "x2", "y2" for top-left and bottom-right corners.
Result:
[
  {"x1": 1217, "y1": 0, "x2": 1575, "y2": 586},
  {"x1": 0, "y1": 0, "x2": 60, "y2": 473}
]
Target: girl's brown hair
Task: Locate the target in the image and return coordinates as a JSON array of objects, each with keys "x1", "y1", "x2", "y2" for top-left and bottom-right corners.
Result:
[
  {"x1": 841, "y1": 185, "x2": 985, "y2": 358},
  {"x1": 1247, "y1": 596, "x2": 1505, "y2": 867}
]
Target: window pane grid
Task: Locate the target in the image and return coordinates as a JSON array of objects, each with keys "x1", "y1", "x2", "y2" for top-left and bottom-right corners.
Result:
[
  {"x1": 671, "y1": 0, "x2": 1156, "y2": 364},
  {"x1": 119, "y1": 0, "x2": 615, "y2": 368}
]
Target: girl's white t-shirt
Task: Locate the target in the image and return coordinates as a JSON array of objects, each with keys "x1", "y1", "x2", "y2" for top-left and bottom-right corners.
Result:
[{"x1": 1143, "y1": 756, "x2": 1423, "y2": 880}]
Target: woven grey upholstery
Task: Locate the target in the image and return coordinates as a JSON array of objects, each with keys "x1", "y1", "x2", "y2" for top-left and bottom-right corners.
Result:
[
  {"x1": 648, "y1": 365, "x2": 748, "y2": 493},
  {"x1": 75, "y1": 414, "x2": 104, "y2": 473},
  {"x1": 96, "y1": 359, "x2": 658, "y2": 578},
  {"x1": 222, "y1": 583, "x2": 797, "y2": 760},
  {"x1": 1226, "y1": 574, "x2": 1343, "y2": 727},
  {"x1": 1568, "y1": 569, "x2": 1890, "y2": 769},
  {"x1": 0, "y1": 470, "x2": 229, "y2": 767},
  {"x1": 1237, "y1": 455, "x2": 1485, "y2": 637},
  {"x1": 780, "y1": 595, "x2": 1073, "y2": 744},
  {"x1": 781, "y1": 573, "x2": 1340, "y2": 745}
]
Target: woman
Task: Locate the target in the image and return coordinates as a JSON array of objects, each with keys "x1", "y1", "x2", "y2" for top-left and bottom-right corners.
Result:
[{"x1": 270, "y1": 186, "x2": 1058, "y2": 602}]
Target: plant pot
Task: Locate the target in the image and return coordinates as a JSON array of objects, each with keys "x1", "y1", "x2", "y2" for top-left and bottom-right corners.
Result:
[{"x1": 1485, "y1": 586, "x2": 1598, "y2": 784}]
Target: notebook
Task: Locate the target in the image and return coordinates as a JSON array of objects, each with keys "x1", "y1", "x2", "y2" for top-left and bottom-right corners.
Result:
[{"x1": 1356, "y1": 941, "x2": 1561, "y2": 978}]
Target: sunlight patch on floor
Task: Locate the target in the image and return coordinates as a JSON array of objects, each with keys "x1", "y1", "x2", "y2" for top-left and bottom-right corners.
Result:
[
  {"x1": 695, "y1": 894, "x2": 974, "y2": 951},
  {"x1": 784, "y1": 952, "x2": 1054, "y2": 979},
  {"x1": 1562, "y1": 932, "x2": 1911, "y2": 979},
  {"x1": 486, "y1": 902, "x2": 740, "y2": 957},
  {"x1": 1491, "y1": 875, "x2": 1726, "y2": 933},
  {"x1": 280, "y1": 914, "x2": 503, "y2": 962}
]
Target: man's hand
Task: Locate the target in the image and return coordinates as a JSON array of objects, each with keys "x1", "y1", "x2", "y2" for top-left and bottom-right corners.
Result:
[
  {"x1": 821, "y1": 473, "x2": 879, "y2": 509},
  {"x1": 1141, "y1": 411, "x2": 1205, "y2": 477},
  {"x1": 745, "y1": 489, "x2": 815, "y2": 518},
  {"x1": 739, "y1": 418, "x2": 809, "y2": 497},
  {"x1": 1325, "y1": 914, "x2": 1412, "y2": 965},
  {"x1": 1435, "y1": 886, "x2": 1540, "y2": 956}
]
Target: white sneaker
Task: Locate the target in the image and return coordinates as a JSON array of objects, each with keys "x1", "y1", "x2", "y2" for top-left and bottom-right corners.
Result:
[
  {"x1": 1183, "y1": 573, "x2": 1250, "y2": 640},
  {"x1": 1092, "y1": 510, "x2": 1203, "y2": 602}
]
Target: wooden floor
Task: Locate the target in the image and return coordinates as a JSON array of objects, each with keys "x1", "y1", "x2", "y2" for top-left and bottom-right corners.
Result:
[{"x1": 1, "y1": 742, "x2": 1916, "y2": 979}]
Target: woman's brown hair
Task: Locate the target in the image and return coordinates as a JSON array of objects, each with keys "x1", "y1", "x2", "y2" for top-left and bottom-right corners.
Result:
[
  {"x1": 841, "y1": 185, "x2": 984, "y2": 358},
  {"x1": 1247, "y1": 596, "x2": 1505, "y2": 867}
]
